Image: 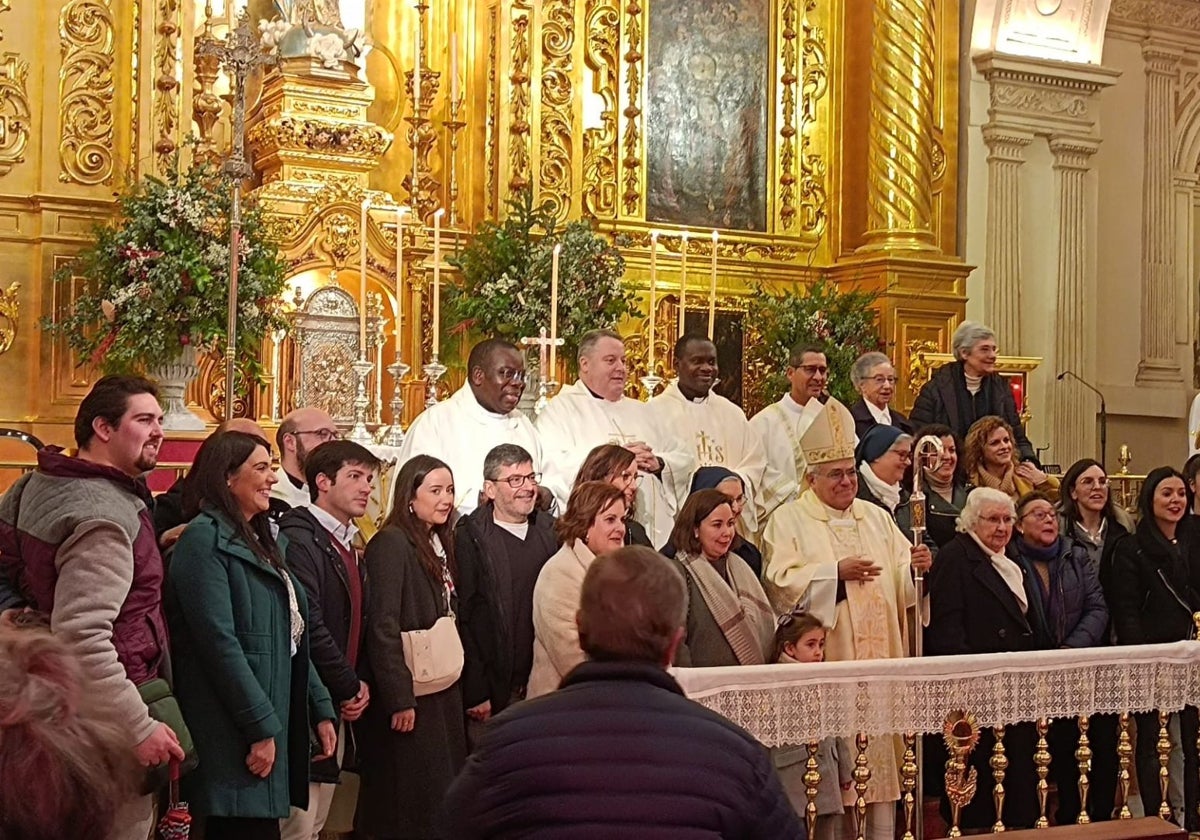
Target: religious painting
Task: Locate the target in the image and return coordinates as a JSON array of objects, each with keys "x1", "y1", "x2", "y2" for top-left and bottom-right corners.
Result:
[
  {"x1": 645, "y1": 0, "x2": 770, "y2": 232},
  {"x1": 680, "y1": 305, "x2": 745, "y2": 405}
]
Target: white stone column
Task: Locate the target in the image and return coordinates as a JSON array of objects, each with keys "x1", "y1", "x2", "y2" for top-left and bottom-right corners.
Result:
[
  {"x1": 981, "y1": 125, "x2": 1034, "y2": 353},
  {"x1": 1136, "y1": 42, "x2": 1184, "y2": 385},
  {"x1": 1049, "y1": 136, "x2": 1100, "y2": 466}
]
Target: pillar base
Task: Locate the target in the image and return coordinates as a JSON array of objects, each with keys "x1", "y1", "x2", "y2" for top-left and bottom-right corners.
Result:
[
  {"x1": 1136, "y1": 358, "x2": 1184, "y2": 385},
  {"x1": 855, "y1": 231, "x2": 940, "y2": 255}
]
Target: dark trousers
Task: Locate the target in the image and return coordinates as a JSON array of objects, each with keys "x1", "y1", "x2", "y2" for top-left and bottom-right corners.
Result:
[
  {"x1": 1135, "y1": 706, "x2": 1200, "y2": 832},
  {"x1": 204, "y1": 817, "x2": 282, "y2": 840},
  {"x1": 1049, "y1": 713, "x2": 1120, "y2": 823}
]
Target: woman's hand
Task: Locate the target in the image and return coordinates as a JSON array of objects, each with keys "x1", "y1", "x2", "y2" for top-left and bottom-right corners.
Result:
[
  {"x1": 1016, "y1": 461, "x2": 1048, "y2": 486},
  {"x1": 391, "y1": 708, "x2": 416, "y2": 732},
  {"x1": 466, "y1": 700, "x2": 492, "y2": 722},
  {"x1": 246, "y1": 737, "x2": 276, "y2": 778},
  {"x1": 315, "y1": 719, "x2": 337, "y2": 759}
]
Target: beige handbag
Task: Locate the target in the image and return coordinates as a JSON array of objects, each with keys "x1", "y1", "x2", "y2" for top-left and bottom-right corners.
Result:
[{"x1": 401, "y1": 613, "x2": 464, "y2": 696}]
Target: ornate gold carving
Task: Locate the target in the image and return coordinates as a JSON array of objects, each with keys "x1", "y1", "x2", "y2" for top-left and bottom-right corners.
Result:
[
  {"x1": 862, "y1": 0, "x2": 937, "y2": 250},
  {"x1": 581, "y1": 0, "x2": 618, "y2": 218},
  {"x1": 485, "y1": 4, "x2": 498, "y2": 217},
  {"x1": 321, "y1": 210, "x2": 360, "y2": 267},
  {"x1": 1157, "y1": 711, "x2": 1172, "y2": 821},
  {"x1": 538, "y1": 0, "x2": 575, "y2": 222},
  {"x1": 1034, "y1": 718, "x2": 1051, "y2": 828},
  {"x1": 1117, "y1": 712, "x2": 1133, "y2": 819},
  {"x1": 1076, "y1": 715, "x2": 1092, "y2": 824},
  {"x1": 852, "y1": 732, "x2": 870, "y2": 840},
  {"x1": 943, "y1": 710, "x2": 980, "y2": 838},
  {"x1": 779, "y1": 0, "x2": 798, "y2": 229},
  {"x1": 58, "y1": 0, "x2": 116, "y2": 186},
  {"x1": 0, "y1": 281, "x2": 18, "y2": 355},
  {"x1": 622, "y1": 230, "x2": 806, "y2": 263},
  {"x1": 247, "y1": 117, "x2": 391, "y2": 156},
  {"x1": 193, "y1": 8, "x2": 225, "y2": 167},
  {"x1": 0, "y1": 52, "x2": 30, "y2": 175},
  {"x1": 798, "y1": 0, "x2": 828, "y2": 236},
  {"x1": 153, "y1": 0, "x2": 181, "y2": 169},
  {"x1": 508, "y1": 1, "x2": 533, "y2": 192},
  {"x1": 0, "y1": 0, "x2": 11, "y2": 41},
  {"x1": 620, "y1": 0, "x2": 643, "y2": 216},
  {"x1": 900, "y1": 733, "x2": 917, "y2": 840},
  {"x1": 990, "y1": 724, "x2": 1007, "y2": 832},
  {"x1": 803, "y1": 741, "x2": 821, "y2": 840}
]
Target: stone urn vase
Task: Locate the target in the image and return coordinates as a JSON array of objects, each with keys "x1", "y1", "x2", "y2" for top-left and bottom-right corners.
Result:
[{"x1": 149, "y1": 343, "x2": 207, "y2": 431}]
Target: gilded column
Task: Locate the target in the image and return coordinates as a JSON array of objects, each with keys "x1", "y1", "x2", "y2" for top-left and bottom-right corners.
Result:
[
  {"x1": 1050, "y1": 136, "x2": 1100, "y2": 466},
  {"x1": 859, "y1": 0, "x2": 939, "y2": 252},
  {"x1": 1136, "y1": 42, "x2": 1184, "y2": 385},
  {"x1": 982, "y1": 125, "x2": 1033, "y2": 353}
]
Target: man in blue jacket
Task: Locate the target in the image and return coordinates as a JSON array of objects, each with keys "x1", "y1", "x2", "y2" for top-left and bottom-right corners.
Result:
[{"x1": 441, "y1": 545, "x2": 804, "y2": 838}]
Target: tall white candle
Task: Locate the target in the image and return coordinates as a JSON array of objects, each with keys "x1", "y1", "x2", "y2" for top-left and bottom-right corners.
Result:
[
  {"x1": 394, "y1": 206, "x2": 408, "y2": 343},
  {"x1": 359, "y1": 198, "x2": 370, "y2": 361},
  {"x1": 550, "y1": 242, "x2": 561, "y2": 376},
  {"x1": 450, "y1": 33, "x2": 460, "y2": 104},
  {"x1": 431, "y1": 208, "x2": 444, "y2": 357},
  {"x1": 708, "y1": 229, "x2": 718, "y2": 340},
  {"x1": 678, "y1": 232, "x2": 689, "y2": 340},
  {"x1": 648, "y1": 231, "x2": 658, "y2": 372},
  {"x1": 412, "y1": 7, "x2": 422, "y2": 193}
]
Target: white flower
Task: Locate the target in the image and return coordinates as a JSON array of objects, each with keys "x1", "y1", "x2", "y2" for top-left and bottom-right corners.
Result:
[{"x1": 308, "y1": 32, "x2": 347, "y2": 68}]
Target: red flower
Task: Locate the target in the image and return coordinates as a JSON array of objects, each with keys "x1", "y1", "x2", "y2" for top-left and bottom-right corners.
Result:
[{"x1": 88, "y1": 325, "x2": 120, "y2": 367}]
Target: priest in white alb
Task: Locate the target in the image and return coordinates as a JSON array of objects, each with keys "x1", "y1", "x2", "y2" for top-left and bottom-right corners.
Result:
[
  {"x1": 761, "y1": 397, "x2": 932, "y2": 840},
  {"x1": 749, "y1": 342, "x2": 855, "y2": 503},
  {"x1": 398, "y1": 338, "x2": 542, "y2": 514},
  {"x1": 537, "y1": 328, "x2": 694, "y2": 547},
  {"x1": 650, "y1": 334, "x2": 791, "y2": 536}
]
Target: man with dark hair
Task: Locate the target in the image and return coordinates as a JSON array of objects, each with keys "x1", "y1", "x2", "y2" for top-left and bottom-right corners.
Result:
[
  {"x1": 273, "y1": 406, "x2": 342, "y2": 508},
  {"x1": 651, "y1": 334, "x2": 790, "y2": 534},
  {"x1": 0, "y1": 375, "x2": 185, "y2": 840},
  {"x1": 441, "y1": 546, "x2": 802, "y2": 838},
  {"x1": 455, "y1": 443, "x2": 558, "y2": 733},
  {"x1": 398, "y1": 338, "x2": 541, "y2": 513},
  {"x1": 278, "y1": 439, "x2": 381, "y2": 840}
]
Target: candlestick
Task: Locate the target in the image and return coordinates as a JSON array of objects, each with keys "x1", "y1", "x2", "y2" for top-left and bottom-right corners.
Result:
[
  {"x1": 679, "y1": 231, "x2": 689, "y2": 340},
  {"x1": 431, "y1": 208, "x2": 445, "y2": 356},
  {"x1": 394, "y1": 206, "x2": 408, "y2": 344},
  {"x1": 550, "y1": 243, "x2": 561, "y2": 376},
  {"x1": 708, "y1": 229, "x2": 718, "y2": 340},
  {"x1": 450, "y1": 33, "x2": 459, "y2": 104},
  {"x1": 648, "y1": 230, "x2": 658, "y2": 374},
  {"x1": 347, "y1": 359, "x2": 375, "y2": 444},
  {"x1": 359, "y1": 198, "x2": 370, "y2": 361},
  {"x1": 423, "y1": 356, "x2": 448, "y2": 408},
  {"x1": 379, "y1": 353, "x2": 412, "y2": 447}
]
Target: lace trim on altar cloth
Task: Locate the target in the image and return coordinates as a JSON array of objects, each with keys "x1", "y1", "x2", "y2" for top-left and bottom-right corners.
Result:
[{"x1": 671, "y1": 641, "x2": 1200, "y2": 746}]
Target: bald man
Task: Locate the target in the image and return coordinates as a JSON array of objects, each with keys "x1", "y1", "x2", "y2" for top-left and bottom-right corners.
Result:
[
  {"x1": 153, "y1": 417, "x2": 269, "y2": 544},
  {"x1": 274, "y1": 407, "x2": 341, "y2": 508}
]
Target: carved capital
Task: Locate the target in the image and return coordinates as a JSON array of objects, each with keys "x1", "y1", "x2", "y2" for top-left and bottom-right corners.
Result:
[
  {"x1": 981, "y1": 124, "x2": 1034, "y2": 163},
  {"x1": 1048, "y1": 135, "x2": 1100, "y2": 170},
  {"x1": 974, "y1": 52, "x2": 1119, "y2": 137},
  {"x1": 1142, "y1": 41, "x2": 1183, "y2": 77}
]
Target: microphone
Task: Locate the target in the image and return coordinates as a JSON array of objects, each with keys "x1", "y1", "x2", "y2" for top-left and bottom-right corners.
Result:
[{"x1": 1056, "y1": 370, "x2": 1107, "y2": 467}]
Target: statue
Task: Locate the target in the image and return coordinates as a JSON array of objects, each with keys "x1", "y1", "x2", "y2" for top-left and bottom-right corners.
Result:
[{"x1": 260, "y1": 0, "x2": 363, "y2": 70}]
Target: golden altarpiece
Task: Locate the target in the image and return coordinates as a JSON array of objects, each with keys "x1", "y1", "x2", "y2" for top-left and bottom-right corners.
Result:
[{"x1": 0, "y1": 0, "x2": 970, "y2": 436}]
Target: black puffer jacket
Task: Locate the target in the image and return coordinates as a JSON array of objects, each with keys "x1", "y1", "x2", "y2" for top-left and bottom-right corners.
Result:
[
  {"x1": 1106, "y1": 519, "x2": 1200, "y2": 645},
  {"x1": 440, "y1": 660, "x2": 804, "y2": 839}
]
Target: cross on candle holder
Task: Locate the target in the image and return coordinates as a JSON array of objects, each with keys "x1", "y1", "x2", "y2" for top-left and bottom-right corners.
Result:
[{"x1": 520, "y1": 328, "x2": 565, "y2": 417}]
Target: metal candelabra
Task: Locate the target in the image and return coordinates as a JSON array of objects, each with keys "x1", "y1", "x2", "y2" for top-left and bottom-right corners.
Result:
[
  {"x1": 377, "y1": 354, "x2": 411, "y2": 446},
  {"x1": 346, "y1": 359, "x2": 375, "y2": 444},
  {"x1": 423, "y1": 355, "x2": 447, "y2": 408}
]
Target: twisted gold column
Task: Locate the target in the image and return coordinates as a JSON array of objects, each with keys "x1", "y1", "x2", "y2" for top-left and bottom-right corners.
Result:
[
  {"x1": 1117, "y1": 713, "x2": 1133, "y2": 819},
  {"x1": 1034, "y1": 718, "x2": 1051, "y2": 828},
  {"x1": 991, "y1": 724, "x2": 1007, "y2": 832},
  {"x1": 1158, "y1": 711, "x2": 1172, "y2": 821},
  {"x1": 901, "y1": 733, "x2": 917, "y2": 840},
  {"x1": 803, "y1": 741, "x2": 821, "y2": 840},
  {"x1": 853, "y1": 733, "x2": 871, "y2": 840},
  {"x1": 859, "y1": 0, "x2": 938, "y2": 252},
  {"x1": 1075, "y1": 715, "x2": 1092, "y2": 824}
]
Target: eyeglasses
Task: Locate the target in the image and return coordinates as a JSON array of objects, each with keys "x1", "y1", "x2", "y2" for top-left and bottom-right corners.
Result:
[
  {"x1": 1077, "y1": 477, "x2": 1109, "y2": 488},
  {"x1": 294, "y1": 428, "x2": 341, "y2": 442},
  {"x1": 796, "y1": 364, "x2": 829, "y2": 376},
  {"x1": 1021, "y1": 508, "x2": 1057, "y2": 523},
  {"x1": 494, "y1": 367, "x2": 525, "y2": 383},
  {"x1": 615, "y1": 470, "x2": 644, "y2": 485},
  {"x1": 981, "y1": 514, "x2": 1016, "y2": 526},
  {"x1": 726, "y1": 494, "x2": 747, "y2": 505},
  {"x1": 817, "y1": 468, "x2": 856, "y2": 482},
  {"x1": 490, "y1": 471, "x2": 541, "y2": 489},
  {"x1": 869, "y1": 375, "x2": 899, "y2": 386},
  {"x1": 890, "y1": 448, "x2": 913, "y2": 462}
]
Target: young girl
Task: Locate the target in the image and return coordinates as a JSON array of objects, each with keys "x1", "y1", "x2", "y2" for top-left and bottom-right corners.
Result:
[{"x1": 772, "y1": 612, "x2": 850, "y2": 840}]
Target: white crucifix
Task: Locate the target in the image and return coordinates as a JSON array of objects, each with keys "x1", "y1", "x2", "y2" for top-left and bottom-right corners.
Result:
[{"x1": 520, "y1": 327, "x2": 565, "y2": 417}]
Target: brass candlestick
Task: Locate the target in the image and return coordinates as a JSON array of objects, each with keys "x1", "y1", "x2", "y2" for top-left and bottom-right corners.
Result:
[
  {"x1": 444, "y1": 94, "x2": 465, "y2": 227},
  {"x1": 404, "y1": 0, "x2": 441, "y2": 222}
]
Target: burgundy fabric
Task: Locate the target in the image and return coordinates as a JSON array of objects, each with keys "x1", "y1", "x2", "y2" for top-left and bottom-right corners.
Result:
[
  {"x1": 328, "y1": 535, "x2": 363, "y2": 671},
  {"x1": 0, "y1": 447, "x2": 167, "y2": 684}
]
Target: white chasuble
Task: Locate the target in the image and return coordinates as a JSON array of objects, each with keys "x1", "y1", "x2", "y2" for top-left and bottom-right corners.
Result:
[
  {"x1": 749, "y1": 395, "x2": 826, "y2": 509},
  {"x1": 397, "y1": 384, "x2": 542, "y2": 514},
  {"x1": 536, "y1": 380, "x2": 695, "y2": 548},
  {"x1": 650, "y1": 381, "x2": 791, "y2": 536},
  {"x1": 761, "y1": 490, "x2": 917, "y2": 804}
]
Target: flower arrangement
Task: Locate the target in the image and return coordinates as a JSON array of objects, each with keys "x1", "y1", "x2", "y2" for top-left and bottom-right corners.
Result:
[
  {"x1": 444, "y1": 189, "x2": 637, "y2": 368},
  {"x1": 43, "y1": 154, "x2": 290, "y2": 383},
  {"x1": 744, "y1": 276, "x2": 884, "y2": 411}
]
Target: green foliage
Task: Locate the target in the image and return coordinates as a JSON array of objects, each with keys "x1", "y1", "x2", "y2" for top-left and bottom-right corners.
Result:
[
  {"x1": 745, "y1": 277, "x2": 884, "y2": 408},
  {"x1": 42, "y1": 154, "x2": 290, "y2": 382},
  {"x1": 445, "y1": 189, "x2": 637, "y2": 368}
]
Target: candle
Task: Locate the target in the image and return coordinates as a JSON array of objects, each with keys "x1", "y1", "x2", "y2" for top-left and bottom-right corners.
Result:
[
  {"x1": 708, "y1": 229, "x2": 718, "y2": 340},
  {"x1": 450, "y1": 33, "x2": 460, "y2": 104},
  {"x1": 394, "y1": 206, "x2": 408, "y2": 343},
  {"x1": 431, "y1": 208, "x2": 444, "y2": 357},
  {"x1": 550, "y1": 242, "x2": 561, "y2": 375},
  {"x1": 678, "y1": 231, "x2": 689, "y2": 340},
  {"x1": 412, "y1": 7, "x2": 422, "y2": 193},
  {"x1": 648, "y1": 230, "x2": 658, "y2": 372},
  {"x1": 359, "y1": 198, "x2": 370, "y2": 361}
]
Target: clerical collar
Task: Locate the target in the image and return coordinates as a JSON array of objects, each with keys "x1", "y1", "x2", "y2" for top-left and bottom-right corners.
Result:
[
  {"x1": 781, "y1": 393, "x2": 812, "y2": 414},
  {"x1": 584, "y1": 383, "x2": 605, "y2": 400},
  {"x1": 677, "y1": 382, "x2": 710, "y2": 404}
]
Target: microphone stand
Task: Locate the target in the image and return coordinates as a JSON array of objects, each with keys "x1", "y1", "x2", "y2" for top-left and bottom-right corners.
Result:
[{"x1": 1057, "y1": 370, "x2": 1107, "y2": 468}]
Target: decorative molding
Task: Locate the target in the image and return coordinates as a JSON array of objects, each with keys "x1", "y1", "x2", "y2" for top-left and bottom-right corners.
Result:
[
  {"x1": 620, "y1": 0, "x2": 644, "y2": 216},
  {"x1": 246, "y1": 117, "x2": 391, "y2": 157},
  {"x1": 621, "y1": 230, "x2": 807, "y2": 262},
  {"x1": 485, "y1": 4, "x2": 498, "y2": 217},
  {"x1": 581, "y1": 0, "x2": 619, "y2": 219},
  {"x1": 507, "y1": 0, "x2": 533, "y2": 193},
  {"x1": 779, "y1": 0, "x2": 798, "y2": 230},
  {"x1": 0, "y1": 280, "x2": 18, "y2": 355},
  {"x1": 992, "y1": 84, "x2": 1089, "y2": 117},
  {"x1": 538, "y1": 0, "x2": 575, "y2": 223},
  {"x1": 974, "y1": 52, "x2": 1120, "y2": 137},
  {"x1": 58, "y1": 0, "x2": 116, "y2": 185},
  {"x1": 0, "y1": 52, "x2": 30, "y2": 175},
  {"x1": 152, "y1": 0, "x2": 181, "y2": 170},
  {"x1": 1109, "y1": 0, "x2": 1200, "y2": 33}
]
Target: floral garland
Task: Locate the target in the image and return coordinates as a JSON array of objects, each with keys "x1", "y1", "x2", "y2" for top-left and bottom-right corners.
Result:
[{"x1": 42, "y1": 153, "x2": 290, "y2": 383}]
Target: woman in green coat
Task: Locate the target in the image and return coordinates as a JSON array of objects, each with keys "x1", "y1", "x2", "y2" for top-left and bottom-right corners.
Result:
[{"x1": 166, "y1": 431, "x2": 337, "y2": 840}]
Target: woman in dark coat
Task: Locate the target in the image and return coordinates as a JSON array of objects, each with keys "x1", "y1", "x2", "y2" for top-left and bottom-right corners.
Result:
[
  {"x1": 902, "y1": 424, "x2": 970, "y2": 549},
  {"x1": 1106, "y1": 466, "x2": 1200, "y2": 831},
  {"x1": 926, "y1": 486, "x2": 1039, "y2": 831},
  {"x1": 1013, "y1": 490, "x2": 1115, "y2": 823},
  {"x1": 358, "y1": 455, "x2": 467, "y2": 839},
  {"x1": 573, "y1": 443, "x2": 654, "y2": 548},
  {"x1": 1059, "y1": 458, "x2": 1134, "y2": 591},
  {"x1": 167, "y1": 432, "x2": 336, "y2": 839}
]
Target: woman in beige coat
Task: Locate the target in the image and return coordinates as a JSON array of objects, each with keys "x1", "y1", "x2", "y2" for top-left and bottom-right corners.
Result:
[{"x1": 526, "y1": 482, "x2": 628, "y2": 698}]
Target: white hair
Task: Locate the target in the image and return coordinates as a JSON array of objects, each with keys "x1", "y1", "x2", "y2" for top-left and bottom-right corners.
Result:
[
  {"x1": 956, "y1": 487, "x2": 1015, "y2": 533},
  {"x1": 951, "y1": 321, "x2": 996, "y2": 362},
  {"x1": 850, "y1": 352, "x2": 892, "y2": 390}
]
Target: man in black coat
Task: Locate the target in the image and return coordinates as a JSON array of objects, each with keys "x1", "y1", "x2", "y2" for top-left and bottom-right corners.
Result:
[
  {"x1": 910, "y1": 321, "x2": 1036, "y2": 461},
  {"x1": 455, "y1": 444, "x2": 559, "y2": 732},
  {"x1": 278, "y1": 439, "x2": 379, "y2": 840},
  {"x1": 441, "y1": 546, "x2": 803, "y2": 839}
]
